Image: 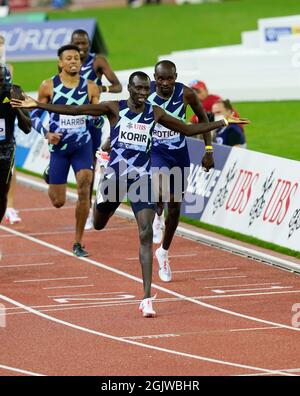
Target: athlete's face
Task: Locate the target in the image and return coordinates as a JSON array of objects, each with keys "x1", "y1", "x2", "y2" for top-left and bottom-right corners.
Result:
[
  {"x1": 59, "y1": 50, "x2": 81, "y2": 75},
  {"x1": 154, "y1": 66, "x2": 177, "y2": 98},
  {"x1": 71, "y1": 34, "x2": 90, "y2": 61},
  {"x1": 128, "y1": 76, "x2": 151, "y2": 106}
]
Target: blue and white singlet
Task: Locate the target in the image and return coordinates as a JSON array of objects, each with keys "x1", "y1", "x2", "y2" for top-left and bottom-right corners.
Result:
[
  {"x1": 49, "y1": 75, "x2": 90, "y2": 146},
  {"x1": 108, "y1": 100, "x2": 155, "y2": 179},
  {"x1": 80, "y1": 53, "x2": 102, "y2": 87},
  {"x1": 147, "y1": 82, "x2": 186, "y2": 152}
]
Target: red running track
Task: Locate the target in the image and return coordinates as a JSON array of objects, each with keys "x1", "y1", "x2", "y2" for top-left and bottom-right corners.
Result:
[{"x1": 0, "y1": 180, "x2": 300, "y2": 376}]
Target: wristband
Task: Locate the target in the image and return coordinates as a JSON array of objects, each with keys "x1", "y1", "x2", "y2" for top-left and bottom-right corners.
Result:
[
  {"x1": 223, "y1": 117, "x2": 229, "y2": 126},
  {"x1": 205, "y1": 145, "x2": 213, "y2": 151}
]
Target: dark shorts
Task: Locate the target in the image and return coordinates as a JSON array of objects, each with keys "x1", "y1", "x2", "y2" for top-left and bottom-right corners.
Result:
[
  {"x1": 96, "y1": 173, "x2": 155, "y2": 215},
  {"x1": 151, "y1": 145, "x2": 190, "y2": 196},
  {"x1": 0, "y1": 143, "x2": 15, "y2": 187},
  {"x1": 49, "y1": 139, "x2": 93, "y2": 184}
]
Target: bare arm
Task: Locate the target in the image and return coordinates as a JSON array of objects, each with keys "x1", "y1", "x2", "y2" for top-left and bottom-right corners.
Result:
[
  {"x1": 88, "y1": 80, "x2": 100, "y2": 104},
  {"x1": 11, "y1": 85, "x2": 31, "y2": 133},
  {"x1": 184, "y1": 85, "x2": 214, "y2": 171},
  {"x1": 94, "y1": 55, "x2": 122, "y2": 93},
  {"x1": 154, "y1": 106, "x2": 226, "y2": 136},
  {"x1": 11, "y1": 95, "x2": 113, "y2": 117}
]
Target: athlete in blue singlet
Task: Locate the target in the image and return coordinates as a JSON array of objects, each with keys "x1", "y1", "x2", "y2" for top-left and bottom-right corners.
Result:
[
  {"x1": 71, "y1": 30, "x2": 122, "y2": 229},
  {"x1": 13, "y1": 72, "x2": 248, "y2": 317},
  {"x1": 148, "y1": 60, "x2": 214, "y2": 283},
  {"x1": 30, "y1": 44, "x2": 99, "y2": 257}
]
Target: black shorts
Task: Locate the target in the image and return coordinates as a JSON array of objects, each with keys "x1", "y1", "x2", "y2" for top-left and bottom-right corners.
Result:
[
  {"x1": 0, "y1": 143, "x2": 15, "y2": 187},
  {"x1": 96, "y1": 173, "x2": 155, "y2": 215}
]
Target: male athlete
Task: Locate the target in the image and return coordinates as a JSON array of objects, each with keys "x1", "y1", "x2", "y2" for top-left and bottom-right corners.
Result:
[
  {"x1": 0, "y1": 65, "x2": 31, "y2": 222},
  {"x1": 30, "y1": 44, "x2": 99, "y2": 257},
  {"x1": 71, "y1": 29, "x2": 122, "y2": 229},
  {"x1": 147, "y1": 60, "x2": 214, "y2": 282},
  {"x1": 12, "y1": 71, "x2": 249, "y2": 317}
]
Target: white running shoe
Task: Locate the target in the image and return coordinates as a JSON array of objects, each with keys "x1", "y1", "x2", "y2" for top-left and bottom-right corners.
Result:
[
  {"x1": 84, "y1": 209, "x2": 94, "y2": 230},
  {"x1": 4, "y1": 208, "x2": 21, "y2": 225},
  {"x1": 156, "y1": 247, "x2": 172, "y2": 282},
  {"x1": 139, "y1": 295, "x2": 156, "y2": 318},
  {"x1": 152, "y1": 214, "x2": 164, "y2": 244}
]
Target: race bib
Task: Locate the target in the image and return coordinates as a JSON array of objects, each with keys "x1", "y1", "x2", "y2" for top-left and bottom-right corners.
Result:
[
  {"x1": 118, "y1": 120, "x2": 151, "y2": 151},
  {"x1": 153, "y1": 123, "x2": 180, "y2": 140},
  {"x1": 59, "y1": 115, "x2": 86, "y2": 130},
  {"x1": 0, "y1": 119, "x2": 6, "y2": 141}
]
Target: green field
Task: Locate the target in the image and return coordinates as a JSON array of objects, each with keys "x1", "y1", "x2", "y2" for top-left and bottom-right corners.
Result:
[{"x1": 11, "y1": 0, "x2": 300, "y2": 161}]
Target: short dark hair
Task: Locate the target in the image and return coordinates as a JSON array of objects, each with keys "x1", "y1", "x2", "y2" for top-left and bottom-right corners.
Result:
[
  {"x1": 71, "y1": 29, "x2": 89, "y2": 40},
  {"x1": 155, "y1": 60, "x2": 176, "y2": 73},
  {"x1": 128, "y1": 71, "x2": 150, "y2": 85},
  {"x1": 57, "y1": 44, "x2": 80, "y2": 58}
]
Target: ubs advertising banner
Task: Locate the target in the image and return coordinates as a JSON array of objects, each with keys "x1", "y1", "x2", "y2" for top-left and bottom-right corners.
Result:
[
  {"x1": 201, "y1": 148, "x2": 300, "y2": 252},
  {"x1": 181, "y1": 138, "x2": 232, "y2": 219},
  {"x1": 0, "y1": 19, "x2": 105, "y2": 61}
]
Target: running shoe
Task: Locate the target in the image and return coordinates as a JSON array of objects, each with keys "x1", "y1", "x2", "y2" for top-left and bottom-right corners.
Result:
[
  {"x1": 72, "y1": 243, "x2": 89, "y2": 257},
  {"x1": 139, "y1": 295, "x2": 156, "y2": 318},
  {"x1": 43, "y1": 165, "x2": 50, "y2": 184},
  {"x1": 155, "y1": 247, "x2": 172, "y2": 282},
  {"x1": 4, "y1": 208, "x2": 21, "y2": 224},
  {"x1": 152, "y1": 213, "x2": 164, "y2": 244},
  {"x1": 84, "y1": 208, "x2": 94, "y2": 230}
]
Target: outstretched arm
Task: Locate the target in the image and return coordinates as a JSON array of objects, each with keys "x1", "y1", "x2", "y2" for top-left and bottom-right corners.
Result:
[
  {"x1": 153, "y1": 106, "x2": 249, "y2": 136},
  {"x1": 11, "y1": 95, "x2": 112, "y2": 117},
  {"x1": 154, "y1": 106, "x2": 224, "y2": 136}
]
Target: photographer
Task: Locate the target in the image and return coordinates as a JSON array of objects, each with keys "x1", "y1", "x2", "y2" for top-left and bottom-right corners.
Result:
[{"x1": 0, "y1": 65, "x2": 32, "y2": 223}]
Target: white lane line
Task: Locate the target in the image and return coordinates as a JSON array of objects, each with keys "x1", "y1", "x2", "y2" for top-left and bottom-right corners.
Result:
[
  {"x1": 0, "y1": 364, "x2": 46, "y2": 376},
  {"x1": 212, "y1": 286, "x2": 292, "y2": 294},
  {"x1": 204, "y1": 282, "x2": 282, "y2": 289},
  {"x1": 0, "y1": 294, "x2": 295, "y2": 377},
  {"x1": 127, "y1": 253, "x2": 198, "y2": 260},
  {"x1": 20, "y1": 206, "x2": 74, "y2": 212},
  {"x1": 43, "y1": 284, "x2": 94, "y2": 290},
  {"x1": 174, "y1": 267, "x2": 238, "y2": 274},
  {"x1": 229, "y1": 326, "x2": 279, "y2": 332},
  {"x1": 238, "y1": 367, "x2": 300, "y2": 376},
  {"x1": 195, "y1": 275, "x2": 247, "y2": 281},
  {"x1": 0, "y1": 262, "x2": 54, "y2": 269},
  {"x1": 14, "y1": 276, "x2": 89, "y2": 283},
  {"x1": 1, "y1": 225, "x2": 300, "y2": 333},
  {"x1": 48, "y1": 291, "x2": 128, "y2": 298},
  {"x1": 27, "y1": 226, "x2": 135, "y2": 237}
]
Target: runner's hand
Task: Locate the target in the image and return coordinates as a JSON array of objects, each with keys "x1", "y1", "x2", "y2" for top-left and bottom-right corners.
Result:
[
  {"x1": 202, "y1": 151, "x2": 214, "y2": 172},
  {"x1": 226, "y1": 115, "x2": 250, "y2": 125},
  {"x1": 10, "y1": 95, "x2": 37, "y2": 109},
  {"x1": 46, "y1": 132, "x2": 62, "y2": 145}
]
